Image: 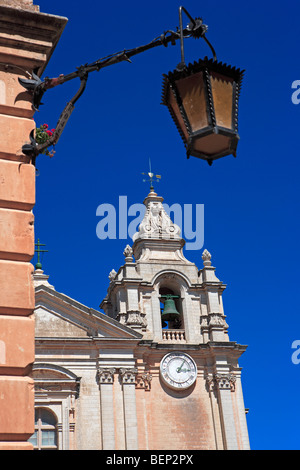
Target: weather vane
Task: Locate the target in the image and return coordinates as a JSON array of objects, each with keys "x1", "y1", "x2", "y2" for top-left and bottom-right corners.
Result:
[
  {"x1": 142, "y1": 159, "x2": 161, "y2": 190},
  {"x1": 34, "y1": 239, "x2": 48, "y2": 270}
]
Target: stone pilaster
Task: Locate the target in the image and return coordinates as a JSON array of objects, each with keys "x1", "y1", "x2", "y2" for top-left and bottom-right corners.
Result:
[
  {"x1": 119, "y1": 368, "x2": 139, "y2": 450},
  {"x1": 97, "y1": 368, "x2": 116, "y2": 450},
  {"x1": 206, "y1": 373, "x2": 238, "y2": 450},
  {"x1": 235, "y1": 374, "x2": 251, "y2": 450}
]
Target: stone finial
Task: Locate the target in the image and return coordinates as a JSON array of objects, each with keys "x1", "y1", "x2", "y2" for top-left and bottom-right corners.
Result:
[
  {"x1": 108, "y1": 269, "x2": 117, "y2": 282},
  {"x1": 132, "y1": 189, "x2": 181, "y2": 242},
  {"x1": 202, "y1": 249, "x2": 212, "y2": 266},
  {"x1": 123, "y1": 244, "x2": 133, "y2": 262}
]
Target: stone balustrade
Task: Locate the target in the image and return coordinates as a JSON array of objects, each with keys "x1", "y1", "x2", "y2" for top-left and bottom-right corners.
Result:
[{"x1": 162, "y1": 329, "x2": 186, "y2": 342}]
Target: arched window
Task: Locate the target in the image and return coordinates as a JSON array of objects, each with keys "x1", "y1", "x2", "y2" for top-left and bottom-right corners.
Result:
[{"x1": 28, "y1": 408, "x2": 58, "y2": 450}]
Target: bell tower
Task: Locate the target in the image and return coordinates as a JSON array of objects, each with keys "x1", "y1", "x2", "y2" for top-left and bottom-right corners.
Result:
[{"x1": 100, "y1": 186, "x2": 250, "y2": 450}]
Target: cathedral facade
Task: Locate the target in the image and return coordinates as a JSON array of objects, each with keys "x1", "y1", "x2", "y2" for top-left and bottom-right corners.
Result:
[{"x1": 30, "y1": 188, "x2": 250, "y2": 450}]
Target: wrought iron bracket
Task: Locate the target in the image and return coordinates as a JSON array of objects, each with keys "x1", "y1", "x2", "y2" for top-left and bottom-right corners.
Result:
[
  {"x1": 177, "y1": 6, "x2": 216, "y2": 71},
  {"x1": 19, "y1": 6, "x2": 216, "y2": 163}
]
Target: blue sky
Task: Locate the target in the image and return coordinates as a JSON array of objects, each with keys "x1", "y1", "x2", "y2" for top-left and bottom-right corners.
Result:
[{"x1": 32, "y1": 0, "x2": 300, "y2": 450}]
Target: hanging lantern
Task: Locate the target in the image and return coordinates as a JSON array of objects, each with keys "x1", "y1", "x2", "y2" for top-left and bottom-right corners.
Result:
[{"x1": 161, "y1": 57, "x2": 245, "y2": 165}]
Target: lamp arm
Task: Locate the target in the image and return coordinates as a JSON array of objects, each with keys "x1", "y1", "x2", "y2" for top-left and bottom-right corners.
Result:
[
  {"x1": 179, "y1": 6, "x2": 194, "y2": 68},
  {"x1": 178, "y1": 6, "x2": 216, "y2": 69},
  {"x1": 19, "y1": 7, "x2": 215, "y2": 161},
  {"x1": 202, "y1": 35, "x2": 217, "y2": 62},
  {"x1": 21, "y1": 70, "x2": 88, "y2": 163}
]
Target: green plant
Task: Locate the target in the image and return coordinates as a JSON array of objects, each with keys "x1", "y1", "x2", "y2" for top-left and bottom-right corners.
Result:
[{"x1": 35, "y1": 124, "x2": 56, "y2": 157}]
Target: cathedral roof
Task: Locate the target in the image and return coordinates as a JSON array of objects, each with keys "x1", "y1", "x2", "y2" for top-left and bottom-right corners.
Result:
[{"x1": 33, "y1": 269, "x2": 142, "y2": 340}]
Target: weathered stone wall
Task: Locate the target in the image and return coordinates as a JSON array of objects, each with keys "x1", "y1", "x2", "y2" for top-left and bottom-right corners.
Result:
[
  {"x1": 134, "y1": 353, "x2": 219, "y2": 450},
  {"x1": 0, "y1": 2, "x2": 67, "y2": 449}
]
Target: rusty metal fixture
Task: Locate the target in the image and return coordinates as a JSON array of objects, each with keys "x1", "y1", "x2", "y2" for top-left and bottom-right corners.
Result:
[{"x1": 161, "y1": 57, "x2": 245, "y2": 165}]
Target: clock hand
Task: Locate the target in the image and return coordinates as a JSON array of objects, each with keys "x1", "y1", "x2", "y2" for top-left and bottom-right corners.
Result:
[{"x1": 176, "y1": 360, "x2": 185, "y2": 373}]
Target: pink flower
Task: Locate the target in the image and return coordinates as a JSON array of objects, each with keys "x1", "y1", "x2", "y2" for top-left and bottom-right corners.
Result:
[
  {"x1": 51, "y1": 129, "x2": 55, "y2": 133},
  {"x1": 46, "y1": 130, "x2": 52, "y2": 136},
  {"x1": 42, "y1": 123, "x2": 48, "y2": 129}
]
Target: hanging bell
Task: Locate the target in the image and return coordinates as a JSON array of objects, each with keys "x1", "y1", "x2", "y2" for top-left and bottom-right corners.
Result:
[{"x1": 160, "y1": 295, "x2": 181, "y2": 324}]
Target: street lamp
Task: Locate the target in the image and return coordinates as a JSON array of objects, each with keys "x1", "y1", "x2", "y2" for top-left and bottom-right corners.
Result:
[
  {"x1": 161, "y1": 57, "x2": 244, "y2": 165},
  {"x1": 19, "y1": 6, "x2": 244, "y2": 166},
  {"x1": 161, "y1": 6, "x2": 244, "y2": 165}
]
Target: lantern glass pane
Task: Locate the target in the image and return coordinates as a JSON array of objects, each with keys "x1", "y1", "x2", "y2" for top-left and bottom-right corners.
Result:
[
  {"x1": 193, "y1": 134, "x2": 231, "y2": 156},
  {"x1": 175, "y1": 72, "x2": 208, "y2": 132},
  {"x1": 167, "y1": 86, "x2": 189, "y2": 141},
  {"x1": 210, "y1": 73, "x2": 234, "y2": 130}
]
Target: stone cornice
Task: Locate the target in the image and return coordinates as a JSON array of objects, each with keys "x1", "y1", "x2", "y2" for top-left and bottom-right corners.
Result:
[
  {"x1": 0, "y1": 5, "x2": 67, "y2": 72},
  {"x1": 0, "y1": 6, "x2": 67, "y2": 42},
  {"x1": 207, "y1": 341, "x2": 248, "y2": 353},
  {"x1": 138, "y1": 340, "x2": 247, "y2": 359},
  {"x1": 35, "y1": 337, "x2": 142, "y2": 349}
]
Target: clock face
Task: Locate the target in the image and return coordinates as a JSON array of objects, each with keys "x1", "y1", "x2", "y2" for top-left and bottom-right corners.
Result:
[{"x1": 160, "y1": 352, "x2": 197, "y2": 390}]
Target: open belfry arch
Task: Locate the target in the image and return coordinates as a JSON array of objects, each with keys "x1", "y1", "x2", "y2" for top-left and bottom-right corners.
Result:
[{"x1": 32, "y1": 186, "x2": 250, "y2": 450}]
